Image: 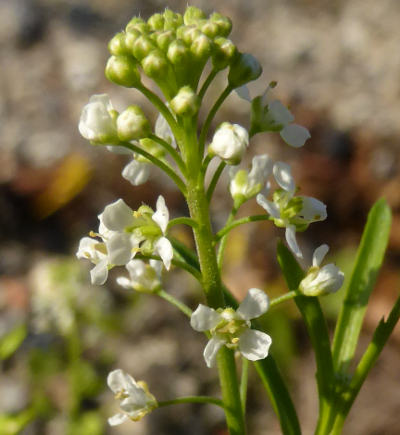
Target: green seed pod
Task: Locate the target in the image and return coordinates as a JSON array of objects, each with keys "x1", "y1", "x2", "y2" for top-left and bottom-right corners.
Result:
[
  {"x1": 167, "y1": 39, "x2": 190, "y2": 66},
  {"x1": 105, "y1": 55, "x2": 141, "y2": 88},
  {"x1": 228, "y1": 52, "x2": 262, "y2": 87},
  {"x1": 108, "y1": 32, "x2": 129, "y2": 56},
  {"x1": 191, "y1": 34, "x2": 213, "y2": 62},
  {"x1": 117, "y1": 105, "x2": 151, "y2": 141},
  {"x1": 210, "y1": 12, "x2": 232, "y2": 37},
  {"x1": 148, "y1": 13, "x2": 165, "y2": 31},
  {"x1": 170, "y1": 86, "x2": 199, "y2": 117},
  {"x1": 183, "y1": 6, "x2": 206, "y2": 25},
  {"x1": 141, "y1": 50, "x2": 169, "y2": 79},
  {"x1": 132, "y1": 35, "x2": 156, "y2": 61},
  {"x1": 163, "y1": 9, "x2": 183, "y2": 31},
  {"x1": 126, "y1": 17, "x2": 149, "y2": 34},
  {"x1": 156, "y1": 30, "x2": 175, "y2": 52},
  {"x1": 212, "y1": 37, "x2": 237, "y2": 70}
]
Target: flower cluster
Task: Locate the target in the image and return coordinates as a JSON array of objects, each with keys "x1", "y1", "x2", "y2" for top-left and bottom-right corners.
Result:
[{"x1": 76, "y1": 195, "x2": 172, "y2": 286}]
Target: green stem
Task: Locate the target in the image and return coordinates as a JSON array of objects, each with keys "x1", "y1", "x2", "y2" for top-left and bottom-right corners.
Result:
[
  {"x1": 198, "y1": 68, "x2": 218, "y2": 101},
  {"x1": 148, "y1": 133, "x2": 186, "y2": 175},
  {"x1": 168, "y1": 217, "x2": 198, "y2": 230},
  {"x1": 198, "y1": 85, "x2": 233, "y2": 157},
  {"x1": 240, "y1": 358, "x2": 249, "y2": 415},
  {"x1": 158, "y1": 396, "x2": 224, "y2": 409},
  {"x1": 155, "y1": 289, "x2": 193, "y2": 318},
  {"x1": 206, "y1": 161, "x2": 227, "y2": 202},
  {"x1": 215, "y1": 214, "x2": 270, "y2": 241},
  {"x1": 118, "y1": 141, "x2": 186, "y2": 195},
  {"x1": 270, "y1": 291, "x2": 297, "y2": 308}
]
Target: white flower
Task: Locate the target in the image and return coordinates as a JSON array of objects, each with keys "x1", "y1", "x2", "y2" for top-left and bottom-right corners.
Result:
[
  {"x1": 256, "y1": 162, "x2": 327, "y2": 258},
  {"x1": 208, "y1": 122, "x2": 249, "y2": 165},
  {"x1": 122, "y1": 159, "x2": 151, "y2": 186},
  {"x1": 155, "y1": 112, "x2": 176, "y2": 148},
  {"x1": 107, "y1": 369, "x2": 157, "y2": 425},
  {"x1": 229, "y1": 154, "x2": 273, "y2": 207},
  {"x1": 268, "y1": 100, "x2": 310, "y2": 148},
  {"x1": 151, "y1": 196, "x2": 173, "y2": 270},
  {"x1": 79, "y1": 94, "x2": 118, "y2": 144},
  {"x1": 190, "y1": 288, "x2": 272, "y2": 368},
  {"x1": 117, "y1": 259, "x2": 162, "y2": 293},
  {"x1": 76, "y1": 236, "x2": 109, "y2": 285},
  {"x1": 299, "y1": 245, "x2": 345, "y2": 296}
]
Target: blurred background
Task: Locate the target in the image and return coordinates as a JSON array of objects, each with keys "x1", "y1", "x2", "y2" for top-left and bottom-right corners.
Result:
[{"x1": 0, "y1": 0, "x2": 399, "y2": 434}]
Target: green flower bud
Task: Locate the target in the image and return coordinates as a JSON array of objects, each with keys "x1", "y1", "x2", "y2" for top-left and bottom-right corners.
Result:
[
  {"x1": 183, "y1": 6, "x2": 206, "y2": 25},
  {"x1": 191, "y1": 33, "x2": 213, "y2": 61},
  {"x1": 108, "y1": 32, "x2": 129, "y2": 56},
  {"x1": 125, "y1": 28, "x2": 141, "y2": 51},
  {"x1": 212, "y1": 37, "x2": 237, "y2": 70},
  {"x1": 163, "y1": 9, "x2": 183, "y2": 31},
  {"x1": 117, "y1": 105, "x2": 151, "y2": 141},
  {"x1": 228, "y1": 52, "x2": 262, "y2": 87},
  {"x1": 105, "y1": 55, "x2": 141, "y2": 88},
  {"x1": 132, "y1": 35, "x2": 156, "y2": 61},
  {"x1": 139, "y1": 138, "x2": 165, "y2": 159},
  {"x1": 176, "y1": 25, "x2": 201, "y2": 46},
  {"x1": 210, "y1": 12, "x2": 232, "y2": 37},
  {"x1": 148, "y1": 13, "x2": 165, "y2": 31},
  {"x1": 170, "y1": 86, "x2": 199, "y2": 116},
  {"x1": 141, "y1": 50, "x2": 169, "y2": 79},
  {"x1": 156, "y1": 30, "x2": 175, "y2": 52},
  {"x1": 200, "y1": 20, "x2": 220, "y2": 39},
  {"x1": 167, "y1": 39, "x2": 190, "y2": 66},
  {"x1": 126, "y1": 17, "x2": 149, "y2": 34}
]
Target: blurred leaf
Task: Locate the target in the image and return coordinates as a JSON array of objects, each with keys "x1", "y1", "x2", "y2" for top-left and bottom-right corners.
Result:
[
  {"x1": 332, "y1": 198, "x2": 391, "y2": 374},
  {"x1": 67, "y1": 411, "x2": 104, "y2": 435},
  {"x1": 0, "y1": 324, "x2": 27, "y2": 360}
]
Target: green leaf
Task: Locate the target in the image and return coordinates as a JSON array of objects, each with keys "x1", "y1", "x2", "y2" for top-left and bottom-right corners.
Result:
[
  {"x1": 0, "y1": 324, "x2": 27, "y2": 360},
  {"x1": 332, "y1": 198, "x2": 392, "y2": 374}
]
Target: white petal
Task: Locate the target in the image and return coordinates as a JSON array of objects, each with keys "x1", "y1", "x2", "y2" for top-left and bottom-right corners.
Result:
[
  {"x1": 106, "y1": 233, "x2": 133, "y2": 265},
  {"x1": 312, "y1": 244, "x2": 329, "y2": 267},
  {"x1": 256, "y1": 194, "x2": 281, "y2": 219},
  {"x1": 107, "y1": 369, "x2": 128, "y2": 393},
  {"x1": 190, "y1": 305, "x2": 221, "y2": 331},
  {"x1": 101, "y1": 199, "x2": 133, "y2": 231},
  {"x1": 203, "y1": 337, "x2": 225, "y2": 368},
  {"x1": 300, "y1": 197, "x2": 327, "y2": 222},
  {"x1": 239, "y1": 329, "x2": 272, "y2": 361},
  {"x1": 280, "y1": 124, "x2": 311, "y2": 148},
  {"x1": 149, "y1": 259, "x2": 163, "y2": 277},
  {"x1": 237, "y1": 288, "x2": 270, "y2": 320},
  {"x1": 90, "y1": 259, "x2": 108, "y2": 285},
  {"x1": 285, "y1": 225, "x2": 303, "y2": 259},
  {"x1": 106, "y1": 145, "x2": 132, "y2": 155},
  {"x1": 76, "y1": 237, "x2": 97, "y2": 260},
  {"x1": 248, "y1": 154, "x2": 273, "y2": 187},
  {"x1": 108, "y1": 413, "x2": 128, "y2": 426},
  {"x1": 89, "y1": 94, "x2": 113, "y2": 112},
  {"x1": 116, "y1": 276, "x2": 132, "y2": 289},
  {"x1": 235, "y1": 85, "x2": 251, "y2": 102},
  {"x1": 122, "y1": 160, "x2": 150, "y2": 186},
  {"x1": 154, "y1": 237, "x2": 173, "y2": 270},
  {"x1": 155, "y1": 112, "x2": 176, "y2": 148},
  {"x1": 152, "y1": 196, "x2": 169, "y2": 234},
  {"x1": 273, "y1": 162, "x2": 295, "y2": 194},
  {"x1": 268, "y1": 100, "x2": 294, "y2": 125}
]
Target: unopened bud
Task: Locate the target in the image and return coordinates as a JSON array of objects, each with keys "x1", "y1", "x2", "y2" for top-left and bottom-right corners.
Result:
[
  {"x1": 299, "y1": 264, "x2": 344, "y2": 297},
  {"x1": 170, "y1": 86, "x2": 199, "y2": 116},
  {"x1": 212, "y1": 37, "x2": 236, "y2": 70},
  {"x1": 132, "y1": 35, "x2": 156, "y2": 61},
  {"x1": 210, "y1": 12, "x2": 232, "y2": 37},
  {"x1": 125, "y1": 28, "x2": 141, "y2": 51},
  {"x1": 177, "y1": 25, "x2": 201, "y2": 45},
  {"x1": 163, "y1": 9, "x2": 183, "y2": 31},
  {"x1": 108, "y1": 32, "x2": 129, "y2": 56},
  {"x1": 126, "y1": 17, "x2": 149, "y2": 34},
  {"x1": 191, "y1": 34, "x2": 212, "y2": 61},
  {"x1": 141, "y1": 50, "x2": 169, "y2": 79},
  {"x1": 156, "y1": 30, "x2": 175, "y2": 52},
  {"x1": 105, "y1": 55, "x2": 141, "y2": 88},
  {"x1": 183, "y1": 6, "x2": 206, "y2": 25},
  {"x1": 148, "y1": 13, "x2": 165, "y2": 31},
  {"x1": 167, "y1": 39, "x2": 190, "y2": 66},
  {"x1": 200, "y1": 20, "x2": 219, "y2": 39},
  {"x1": 117, "y1": 106, "x2": 151, "y2": 141},
  {"x1": 228, "y1": 52, "x2": 262, "y2": 87},
  {"x1": 208, "y1": 122, "x2": 249, "y2": 165}
]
